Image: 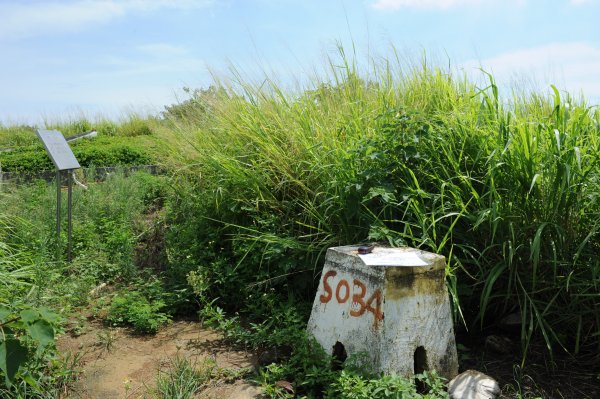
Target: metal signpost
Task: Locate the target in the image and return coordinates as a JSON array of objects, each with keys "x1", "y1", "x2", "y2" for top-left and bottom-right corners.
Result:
[{"x1": 36, "y1": 129, "x2": 80, "y2": 262}]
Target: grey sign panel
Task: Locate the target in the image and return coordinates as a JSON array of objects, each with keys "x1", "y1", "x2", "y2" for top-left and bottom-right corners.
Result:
[{"x1": 37, "y1": 129, "x2": 80, "y2": 170}]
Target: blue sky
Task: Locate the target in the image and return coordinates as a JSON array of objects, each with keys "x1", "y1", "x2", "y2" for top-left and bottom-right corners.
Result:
[{"x1": 1, "y1": 0, "x2": 599, "y2": 125}]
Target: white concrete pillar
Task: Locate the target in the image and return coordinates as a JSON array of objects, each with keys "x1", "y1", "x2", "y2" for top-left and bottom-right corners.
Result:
[{"x1": 307, "y1": 245, "x2": 458, "y2": 380}]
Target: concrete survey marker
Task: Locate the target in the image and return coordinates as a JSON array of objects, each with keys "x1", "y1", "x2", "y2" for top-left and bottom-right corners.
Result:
[{"x1": 307, "y1": 245, "x2": 458, "y2": 380}]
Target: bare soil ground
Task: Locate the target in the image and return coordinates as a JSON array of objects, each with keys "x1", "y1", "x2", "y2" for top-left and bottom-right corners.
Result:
[
  {"x1": 57, "y1": 319, "x2": 258, "y2": 399},
  {"x1": 57, "y1": 317, "x2": 600, "y2": 399}
]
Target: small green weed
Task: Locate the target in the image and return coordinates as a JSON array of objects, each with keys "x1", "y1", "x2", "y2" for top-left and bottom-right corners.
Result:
[
  {"x1": 96, "y1": 330, "x2": 116, "y2": 352},
  {"x1": 152, "y1": 356, "x2": 215, "y2": 399},
  {"x1": 103, "y1": 274, "x2": 173, "y2": 334},
  {"x1": 197, "y1": 292, "x2": 307, "y2": 350},
  {"x1": 326, "y1": 370, "x2": 448, "y2": 399},
  {"x1": 256, "y1": 347, "x2": 449, "y2": 399}
]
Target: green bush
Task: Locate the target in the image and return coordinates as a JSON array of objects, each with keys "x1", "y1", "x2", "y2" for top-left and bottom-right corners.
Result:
[
  {"x1": 73, "y1": 137, "x2": 152, "y2": 167},
  {"x1": 106, "y1": 287, "x2": 171, "y2": 334},
  {"x1": 0, "y1": 144, "x2": 54, "y2": 173},
  {"x1": 106, "y1": 292, "x2": 168, "y2": 333}
]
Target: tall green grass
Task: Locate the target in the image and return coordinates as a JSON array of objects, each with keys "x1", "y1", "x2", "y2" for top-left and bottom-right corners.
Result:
[
  {"x1": 1, "y1": 170, "x2": 169, "y2": 305},
  {"x1": 164, "y1": 49, "x2": 599, "y2": 361}
]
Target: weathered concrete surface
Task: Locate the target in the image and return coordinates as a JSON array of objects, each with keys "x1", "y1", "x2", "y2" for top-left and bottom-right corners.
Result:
[
  {"x1": 448, "y1": 370, "x2": 500, "y2": 399},
  {"x1": 307, "y1": 245, "x2": 458, "y2": 380}
]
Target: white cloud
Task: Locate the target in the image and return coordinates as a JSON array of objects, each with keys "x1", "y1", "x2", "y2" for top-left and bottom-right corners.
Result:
[
  {"x1": 371, "y1": 0, "x2": 484, "y2": 10},
  {"x1": 462, "y1": 42, "x2": 600, "y2": 101},
  {"x1": 0, "y1": 1, "x2": 123, "y2": 40},
  {"x1": 0, "y1": 0, "x2": 214, "y2": 41}
]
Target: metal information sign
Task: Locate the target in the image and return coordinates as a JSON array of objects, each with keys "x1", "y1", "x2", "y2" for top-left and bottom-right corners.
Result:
[
  {"x1": 36, "y1": 129, "x2": 80, "y2": 262},
  {"x1": 36, "y1": 129, "x2": 80, "y2": 170}
]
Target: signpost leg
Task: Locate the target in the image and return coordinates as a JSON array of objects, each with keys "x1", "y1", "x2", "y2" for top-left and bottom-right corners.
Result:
[
  {"x1": 67, "y1": 170, "x2": 73, "y2": 263},
  {"x1": 56, "y1": 170, "x2": 62, "y2": 260},
  {"x1": 37, "y1": 129, "x2": 80, "y2": 263}
]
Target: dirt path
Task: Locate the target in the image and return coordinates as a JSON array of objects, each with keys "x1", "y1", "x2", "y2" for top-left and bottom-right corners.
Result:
[{"x1": 57, "y1": 320, "x2": 257, "y2": 398}]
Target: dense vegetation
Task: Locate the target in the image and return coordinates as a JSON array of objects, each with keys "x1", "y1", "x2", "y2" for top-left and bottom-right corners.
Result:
[
  {"x1": 164, "y1": 59, "x2": 599, "y2": 360},
  {"x1": 0, "y1": 51, "x2": 598, "y2": 397}
]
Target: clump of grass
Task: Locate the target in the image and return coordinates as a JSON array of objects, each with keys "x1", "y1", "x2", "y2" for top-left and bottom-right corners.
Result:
[
  {"x1": 119, "y1": 115, "x2": 154, "y2": 137},
  {"x1": 0, "y1": 124, "x2": 38, "y2": 147},
  {"x1": 152, "y1": 356, "x2": 215, "y2": 399}
]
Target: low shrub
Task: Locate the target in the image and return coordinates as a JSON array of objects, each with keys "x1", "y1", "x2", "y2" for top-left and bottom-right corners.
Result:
[
  {"x1": 104, "y1": 276, "x2": 173, "y2": 334},
  {"x1": 106, "y1": 289, "x2": 171, "y2": 334}
]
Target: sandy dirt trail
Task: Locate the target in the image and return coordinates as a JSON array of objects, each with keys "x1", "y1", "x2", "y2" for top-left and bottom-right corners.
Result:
[{"x1": 57, "y1": 321, "x2": 257, "y2": 398}]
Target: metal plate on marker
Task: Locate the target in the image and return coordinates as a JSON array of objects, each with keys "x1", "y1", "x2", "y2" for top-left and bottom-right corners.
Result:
[
  {"x1": 36, "y1": 129, "x2": 80, "y2": 170},
  {"x1": 358, "y1": 249, "x2": 428, "y2": 266}
]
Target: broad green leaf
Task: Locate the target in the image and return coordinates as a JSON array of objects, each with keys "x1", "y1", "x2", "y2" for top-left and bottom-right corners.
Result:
[
  {"x1": 38, "y1": 307, "x2": 60, "y2": 324},
  {"x1": 0, "y1": 306, "x2": 11, "y2": 321},
  {"x1": 0, "y1": 338, "x2": 28, "y2": 386},
  {"x1": 20, "y1": 309, "x2": 39, "y2": 324},
  {"x1": 28, "y1": 320, "x2": 54, "y2": 349}
]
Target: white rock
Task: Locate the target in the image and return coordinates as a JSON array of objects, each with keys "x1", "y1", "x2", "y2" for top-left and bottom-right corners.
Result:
[{"x1": 448, "y1": 370, "x2": 500, "y2": 399}]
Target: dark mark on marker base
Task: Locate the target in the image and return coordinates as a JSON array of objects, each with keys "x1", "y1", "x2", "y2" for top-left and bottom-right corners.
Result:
[{"x1": 358, "y1": 245, "x2": 375, "y2": 254}]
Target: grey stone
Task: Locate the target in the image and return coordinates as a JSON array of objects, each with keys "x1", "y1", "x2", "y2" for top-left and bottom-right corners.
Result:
[{"x1": 448, "y1": 370, "x2": 500, "y2": 399}]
